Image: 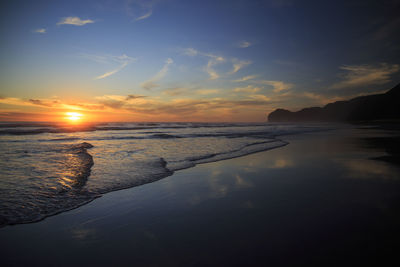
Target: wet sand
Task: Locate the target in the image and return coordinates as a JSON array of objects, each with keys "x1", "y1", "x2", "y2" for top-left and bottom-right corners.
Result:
[{"x1": 1, "y1": 127, "x2": 400, "y2": 266}]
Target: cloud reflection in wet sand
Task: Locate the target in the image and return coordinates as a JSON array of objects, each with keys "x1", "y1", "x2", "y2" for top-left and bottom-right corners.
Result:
[{"x1": 341, "y1": 159, "x2": 400, "y2": 180}]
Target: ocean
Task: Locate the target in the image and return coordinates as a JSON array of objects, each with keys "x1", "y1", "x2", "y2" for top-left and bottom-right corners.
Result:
[{"x1": 0, "y1": 122, "x2": 327, "y2": 227}]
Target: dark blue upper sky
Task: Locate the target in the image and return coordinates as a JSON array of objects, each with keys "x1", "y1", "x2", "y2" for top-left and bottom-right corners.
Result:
[{"x1": 0, "y1": 0, "x2": 399, "y2": 121}]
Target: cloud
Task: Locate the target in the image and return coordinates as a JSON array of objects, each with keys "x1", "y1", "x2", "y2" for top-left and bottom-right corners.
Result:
[
  {"x1": 182, "y1": 48, "x2": 227, "y2": 80},
  {"x1": 70, "y1": 103, "x2": 105, "y2": 110},
  {"x1": 136, "y1": 10, "x2": 153, "y2": 21},
  {"x1": 126, "y1": 95, "x2": 146, "y2": 100},
  {"x1": 205, "y1": 59, "x2": 222, "y2": 80},
  {"x1": 162, "y1": 86, "x2": 219, "y2": 97},
  {"x1": 122, "y1": 98, "x2": 273, "y2": 118},
  {"x1": 0, "y1": 97, "x2": 33, "y2": 107},
  {"x1": 95, "y1": 62, "x2": 129, "y2": 79},
  {"x1": 183, "y1": 48, "x2": 198, "y2": 56},
  {"x1": 34, "y1": 28, "x2": 46, "y2": 34},
  {"x1": 249, "y1": 94, "x2": 271, "y2": 102},
  {"x1": 95, "y1": 95, "x2": 126, "y2": 109},
  {"x1": 141, "y1": 58, "x2": 174, "y2": 90},
  {"x1": 0, "y1": 92, "x2": 278, "y2": 122},
  {"x1": 234, "y1": 85, "x2": 261, "y2": 93},
  {"x1": 196, "y1": 89, "x2": 219, "y2": 95},
  {"x1": 57, "y1": 17, "x2": 94, "y2": 26},
  {"x1": 0, "y1": 97, "x2": 63, "y2": 109},
  {"x1": 94, "y1": 54, "x2": 136, "y2": 80},
  {"x1": 302, "y1": 92, "x2": 344, "y2": 105},
  {"x1": 230, "y1": 59, "x2": 251, "y2": 74},
  {"x1": 99, "y1": 94, "x2": 273, "y2": 114},
  {"x1": 330, "y1": 63, "x2": 400, "y2": 89},
  {"x1": 233, "y1": 75, "x2": 257, "y2": 82},
  {"x1": 163, "y1": 87, "x2": 187, "y2": 96},
  {"x1": 201, "y1": 53, "x2": 225, "y2": 80},
  {"x1": 183, "y1": 48, "x2": 251, "y2": 79},
  {"x1": 126, "y1": 0, "x2": 155, "y2": 21},
  {"x1": 260, "y1": 80, "x2": 294, "y2": 93},
  {"x1": 79, "y1": 53, "x2": 109, "y2": 64},
  {"x1": 28, "y1": 99, "x2": 53, "y2": 107},
  {"x1": 94, "y1": 94, "x2": 149, "y2": 110},
  {"x1": 238, "y1": 41, "x2": 251, "y2": 48}
]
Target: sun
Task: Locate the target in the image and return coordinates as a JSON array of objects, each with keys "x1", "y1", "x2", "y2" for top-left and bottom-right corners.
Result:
[{"x1": 65, "y1": 112, "x2": 83, "y2": 122}]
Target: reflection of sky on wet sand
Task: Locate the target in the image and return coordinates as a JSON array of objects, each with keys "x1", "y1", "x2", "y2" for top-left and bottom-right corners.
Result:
[
  {"x1": 331, "y1": 129, "x2": 400, "y2": 180},
  {"x1": 2, "y1": 128, "x2": 400, "y2": 266},
  {"x1": 341, "y1": 159, "x2": 399, "y2": 179},
  {"x1": 71, "y1": 228, "x2": 97, "y2": 241},
  {"x1": 168, "y1": 128, "x2": 400, "y2": 207}
]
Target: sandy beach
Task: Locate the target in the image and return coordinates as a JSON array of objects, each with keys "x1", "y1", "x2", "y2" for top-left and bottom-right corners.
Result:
[{"x1": 1, "y1": 126, "x2": 400, "y2": 266}]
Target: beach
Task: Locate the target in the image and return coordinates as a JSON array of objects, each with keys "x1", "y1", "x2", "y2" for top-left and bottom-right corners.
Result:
[{"x1": 1, "y1": 126, "x2": 400, "y2": 266}]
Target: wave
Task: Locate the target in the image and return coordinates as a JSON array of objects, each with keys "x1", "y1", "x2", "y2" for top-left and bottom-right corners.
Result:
[
  {"x1": 0, "y1": 142, "x2": 95, "y2": 227},
  {"x1": 166, "y1": 139, "x2": 287, "y2": 171},
  {"x1": 0, "y1": 122, "x2": 269, "y2": 135},
  {"x1": 0, "y1": 123, "x2": 331, "y2": 227},
  {"x1": 46, "y1": 137, "x2": 81, "y2": 142}
]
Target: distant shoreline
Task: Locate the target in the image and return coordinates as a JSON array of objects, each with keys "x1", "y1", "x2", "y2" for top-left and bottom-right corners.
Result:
[{"x1": 268, "y1": 84, "x2": 400, "y2": 123}]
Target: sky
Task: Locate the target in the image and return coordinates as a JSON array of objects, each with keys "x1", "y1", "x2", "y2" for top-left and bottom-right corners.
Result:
[{"x1": 0, "y1": 0, "x2": 399, "y2": 122}]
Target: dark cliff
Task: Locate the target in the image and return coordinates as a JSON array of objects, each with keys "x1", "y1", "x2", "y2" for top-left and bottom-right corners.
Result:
[{"x1": 268, "y1": 84, "x2": 400, "y2": 122}]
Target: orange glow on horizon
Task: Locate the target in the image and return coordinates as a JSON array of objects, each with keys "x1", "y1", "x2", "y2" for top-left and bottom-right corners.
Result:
[{"x1": 65, "y1": 112, "x2": 83, "y2": 122}]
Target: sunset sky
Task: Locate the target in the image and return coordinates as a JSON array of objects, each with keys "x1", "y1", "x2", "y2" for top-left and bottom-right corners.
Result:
[{"x1": 1, "y1": 0, "x2": 399, "y2": 122}]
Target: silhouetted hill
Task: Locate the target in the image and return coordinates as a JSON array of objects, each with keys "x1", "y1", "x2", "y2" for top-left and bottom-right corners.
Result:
[{"x1": 268, "y1": 84, "x2": 400, "y2": 122}]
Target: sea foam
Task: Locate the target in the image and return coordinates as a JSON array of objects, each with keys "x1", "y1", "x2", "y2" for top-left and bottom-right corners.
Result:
[{"x1": 0, "y1": 122, "x2": 327, "y2": 226}]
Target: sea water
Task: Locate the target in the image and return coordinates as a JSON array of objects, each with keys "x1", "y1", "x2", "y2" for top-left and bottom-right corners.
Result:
[{"x1": 0, "y1": 122, "x2": 326, "y2": 226}]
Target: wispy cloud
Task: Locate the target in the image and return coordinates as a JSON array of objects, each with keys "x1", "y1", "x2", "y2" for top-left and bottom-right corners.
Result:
[
  {"x1": 28, "y1": 99, "x2": 53, "y2": 107},
  {"x1": 186, "y1": 50, "x2": 226, "y2": 80},
  {"x1": 95, "y1": 63, "x2": 128, "y2": 80},
  {"x1": 163, "y1": 87, "x2": 187, "y2": 96},
  {"x1": 126, "y1": 0, "x2": 155, "y2": 21},
  {"x1": 205, "y1": 57, "x2": 224, "y2": 80},
  {"x1": 260, "y1": 80, "x2": 294, "y2": 93},
  {"x1": 0, "y1": 92, "x2": 278, "y2": 122},
  {"x1": 34, "y1": 28, "x2": 46, "y2": 34},
  {"x1": 302, "y1": 92, "x2": 344, "y2": 105},
  {"x1": 238, "y1": 41, "x2": 252, "y2": 48},
  {"x1": 0, "y1": 97, "x2": 62, "y2": 108},
  {"x1": 234, "y1": 85, "x2": 261, "y2": 93},
  {"x1": 94, "y1": 54, "x2": 136, "y2": 80},
  {"x1": 162, "y1": 86, "x2": 219, "y2": 97},
  {"x1": 200, "y1": 52, "x2": 226, "y2": 80},
  {"x1": 196, "y1": 89, "x2": 219, "y2": 95},
  {"x1": 330, "y1": 63, "x2": 400, "y2": 89},
  {"x1": 183, "y1": 47, "x2": 251, "y2": 80},
  {"x1": 80, "y1": 53, "x2": 109, "y2": 64},
  {"x1": 249, "y1": 94, "x2": 271, "y2": 102},
  {"x1": 141, "y1": 58, "x2": 174, "y2": 90},
  {"x1": 183, "y1": 48, "x2": 199, "y2": 56},
  {"x1": 57, "y1": 17, "x2": 94, "y2": 26},
  {"x1": 126, "y1": 95, "x2": 146, "y2": 100},
  {"x1": 230, "y1": 59, "x2": 252, "y2": 74},
  {"x1": 136, "y1": 10, "x2": 153, "y2": 21},
  {"x1": 95, "y1": 95, "x2": 129, "y2": 109},
  {"x1": 233, "y1": 75, "x2": 257, "y2": 82}
]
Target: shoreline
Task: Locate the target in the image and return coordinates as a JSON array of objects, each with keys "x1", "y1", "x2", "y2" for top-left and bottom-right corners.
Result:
[
  {"x1": 1, "y1": 126, "x2": 400, "y2": 266},
  {"x1": 2, "y1": 128, "x2": 292, "y2": 228}
]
